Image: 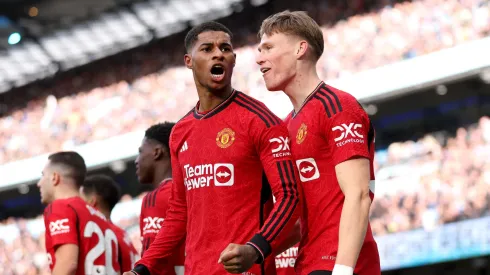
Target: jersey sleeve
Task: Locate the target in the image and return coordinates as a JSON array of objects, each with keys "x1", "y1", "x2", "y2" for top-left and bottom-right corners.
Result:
[
  {"x1": 247, "y1": 119, "x2": 301, "y2": 262},
  {"x1": 324, "y1": 94, "x2": 373, "y2": 166},
  {"x1": 139, "y1": 196, "x2": 145, "y2": 257},
  {"x1": 134, "y1": 130, "x2": 187, "y2": 275},
  {"x1": 118, "y1": 229, "x2": 137, "y2": 272},
  {"x1": 44, "y1": 201, "x2": 79, "y2": 248}
]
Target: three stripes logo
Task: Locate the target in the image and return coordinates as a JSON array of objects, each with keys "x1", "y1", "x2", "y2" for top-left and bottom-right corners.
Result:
[{"x1": 180, "y1": 141, "x2": 188, "y2": 153}]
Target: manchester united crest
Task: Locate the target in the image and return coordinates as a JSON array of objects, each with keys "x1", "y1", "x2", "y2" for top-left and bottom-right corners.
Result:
[
  {"x1": 296, "y1": 123, "x2": 307, "y2": 144},
  {"x1": 216, "y1": 128, "x2": 235, "y2": 148}
]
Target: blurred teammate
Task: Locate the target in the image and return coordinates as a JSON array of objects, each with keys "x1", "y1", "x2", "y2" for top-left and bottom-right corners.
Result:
[
  {"x1": 38, "y1": 151, "x2": 120, "y2": 275},
  {"x1": 256, "y1": 11, "x2": 380, "y2": 275},
  {"x1": 135, "y1": 122, "x2": 185, "y2": 275},
  {"x1": 80, "y1": 174, "x2": 139, "y2": 272},
  {"x1": 124, "y1": 21, "x2": 300, "y2": 275}
]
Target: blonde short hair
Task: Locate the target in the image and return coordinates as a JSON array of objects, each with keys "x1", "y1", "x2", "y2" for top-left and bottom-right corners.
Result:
[{"x1": 259, "y1": 10, "x2": 324, "y2": 60}]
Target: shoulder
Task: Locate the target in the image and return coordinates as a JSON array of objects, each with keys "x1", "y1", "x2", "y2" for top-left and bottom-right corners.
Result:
[
  {"x1": 232, "y1": 91, "x2": 283, "y2": 129},
  {"x1": 170, "y1": 109, "x2": 194, "y2": 146},
  {"x1": 313, "y1": 84, "x2": 365, "y2": 118},
  {"x1": 48, "y1": 198, "x2": 77, "y2": 213},
  {"x1": 156, "y1": 181, "x2": 172, "y2": 201},
  {"x1": 283, "y1": 112, "x2": 293, "y2": 124},
  {"x1": 109, "y1": 222, "x2": 125, "y2": 236}
]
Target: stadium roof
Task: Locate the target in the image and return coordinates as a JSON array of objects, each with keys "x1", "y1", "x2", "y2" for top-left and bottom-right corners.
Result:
[{"x1": 0, "y1": 0, "x2": 247, "y2": 93}]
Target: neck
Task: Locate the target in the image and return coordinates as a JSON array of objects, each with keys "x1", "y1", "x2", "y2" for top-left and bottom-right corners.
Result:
[
  {"x1": 196, "y1": 85, "x2": 233, "y2": 112},
  {"x1": 284, "y1": 65, "x2": 321, "y2": 112},
  {"x1": 152, "y1": 162, "x2": 172, "y2": 188},
  {"x1": 54, "y1": 186, "x2": 80, "y2": 201},
  {"x1": 101, "y1": 209, "x2": 112, "y2": 221}
]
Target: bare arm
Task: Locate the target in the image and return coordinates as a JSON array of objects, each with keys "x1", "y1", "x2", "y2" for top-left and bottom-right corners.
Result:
[
  {"x1": 52, "y1": 244, "x2": 79, "y2": 275},
  {"x1": 335, "y1": 158, "x2": 372, "y2": 270}
]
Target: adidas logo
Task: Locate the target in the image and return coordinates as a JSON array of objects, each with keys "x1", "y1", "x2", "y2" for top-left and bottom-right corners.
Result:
[{"x1": 180, "y1": 141, "x2": 188, "y2": 153}]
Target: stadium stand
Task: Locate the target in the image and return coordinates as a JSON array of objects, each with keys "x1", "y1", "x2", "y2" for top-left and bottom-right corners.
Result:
[{"x1": 1, "y1": 0, "x2": 488, "y2": 164}]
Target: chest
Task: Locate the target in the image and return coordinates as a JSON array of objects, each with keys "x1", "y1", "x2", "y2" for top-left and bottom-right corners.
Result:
[
  {"x1": 176, "y1": 119, "x2": 257, "y2": 167},
  {"x1": 287, "y1": 113, "x2": 329, "y2": 160},
  {"x1": 175, "y1": 118, "x2": 263, "y2": 193}
]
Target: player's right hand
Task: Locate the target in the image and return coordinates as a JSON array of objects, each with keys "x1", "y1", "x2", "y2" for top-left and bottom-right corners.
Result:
[{"x1": 122, "y1": 272, "x2": 136, "y2": 275}]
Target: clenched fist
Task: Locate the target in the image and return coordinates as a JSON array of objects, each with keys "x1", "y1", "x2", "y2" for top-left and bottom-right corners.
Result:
[{"x1": 218, "y1": 243, "x2": 259, "y2": 274}]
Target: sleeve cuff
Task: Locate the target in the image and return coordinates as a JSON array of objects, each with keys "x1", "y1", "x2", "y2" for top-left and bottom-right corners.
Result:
[
  {"x1": 247, "y1": 233, "x2": 272, "y2": 263},
  {"x1": 133, "y1": 264, "x2": 151, "y2": 275}
]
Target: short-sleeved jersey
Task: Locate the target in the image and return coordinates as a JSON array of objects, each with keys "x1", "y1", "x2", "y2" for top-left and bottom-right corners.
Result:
[
  {"x1": 140, "y1": 179, "x2": 185, "y2": 275},
  {"x1": 275, "y1": 244, "x2": 298, "y2": 275},
  {"x1": 109, "y1": 222, "x2": 138, "y2": 272},
  {"x1": 136, "y1": 90, "x2": 300, "y2": 275},
  {"x1": 285, "y1": 82, "x2": 380, "y2": 275},
  {"x1": 43, "y1": 196, "x2": 121, "y2": 275}
]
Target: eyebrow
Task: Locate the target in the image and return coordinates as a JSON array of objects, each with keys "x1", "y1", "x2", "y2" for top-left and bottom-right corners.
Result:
[{"x1": 199, "y1": 42, "x2": 232, "y2": 47}]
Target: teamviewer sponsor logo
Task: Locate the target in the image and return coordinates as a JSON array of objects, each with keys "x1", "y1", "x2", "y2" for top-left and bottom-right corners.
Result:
[
  {"x1": 214, "y1": 163, "x2": 234, "y2": 186},
  {"x1": 143, "y1": 217, "x2": 164, "y2": 235},
  {"x1": 275, "y1": 246, "x2": 298, "y2": 269},
  {"x1": 49, "y1": 219, "x2": 70, "y2": 235},
  {"x1": 296, "y1": 158, "x2": 320, "y2": 182},
  {"x1": 332, "y1": 123, "x2": 364, "y2": 147},
  {"x1": 269, "y1": 136, "x2": 291, "y2": 158},
  {"x1": 184, "y1": 163, "x2": 234, "y2": 190}
]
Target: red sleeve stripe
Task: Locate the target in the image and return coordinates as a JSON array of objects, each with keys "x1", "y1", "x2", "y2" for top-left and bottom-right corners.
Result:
[
  {"x1": 318, "y1": 89, "x2": 338, "y2": 115},
  {"x1": 263, "y1": 160, "x2": 299, "y2": 241},
  {"x1": 151, "y1": 190, "x2": 158, "y2": 207},
  {"x1": 317, "y1": 87, "x2": 343, "y2": 115},
  {"x1": 322, "y1": 86, "x2": 343, "y2": 112},
  {"x1": 259, "y1": 161, "x2": 289, "y2": 238},
  {"x1": 236, "y1": 93, "x2": 282, "y2": 125},
  {"x1": 142, "y1": 194, "x2": 148, "y2": 209},
  {"x1": 260, "y1": 160, "x2": 299, "y2": 242},
  {"x1": 234, "y1": 93, "x2": 280, "y2": 128},
  {"x1": 313, "y1": 94, "x2": 332, "y2": 118}
]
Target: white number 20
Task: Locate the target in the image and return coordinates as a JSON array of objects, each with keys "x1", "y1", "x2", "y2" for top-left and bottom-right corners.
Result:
[{"x1": 84, "y1": 221, "x2": 119, "y2": 275}]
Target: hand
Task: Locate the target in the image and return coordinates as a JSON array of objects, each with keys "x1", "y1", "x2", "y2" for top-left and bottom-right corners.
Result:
[
  {"x1": 218, "y1": 243, "x2": 259, "y2": 274},
  {"x1": 122, "y1": 272, "x2": 137, "y2": 275}
]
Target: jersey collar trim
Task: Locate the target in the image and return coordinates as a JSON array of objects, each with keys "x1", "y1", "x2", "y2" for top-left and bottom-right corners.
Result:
[
  {"x1": 160, "y1": 178, "x2": 172, "y2": 187},
  {"x1": 193, "y1": 89, "x2": 237, "y2": 120},
  {"x1": 292, "y1": 81, "x2": 324, "y2": 118}
]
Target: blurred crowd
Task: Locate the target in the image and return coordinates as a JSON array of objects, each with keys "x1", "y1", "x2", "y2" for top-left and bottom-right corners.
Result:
[
  {"x1": 370, "y1": 116, "x2": 490, "y2": 235},
  {"x1": 1, "y1": 0, "x2": 489, "y2": 164}
]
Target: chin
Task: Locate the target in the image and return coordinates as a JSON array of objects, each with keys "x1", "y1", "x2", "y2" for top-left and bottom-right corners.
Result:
[{"x1": 264, "y1": 81, "x2": 283, "y2": 92}]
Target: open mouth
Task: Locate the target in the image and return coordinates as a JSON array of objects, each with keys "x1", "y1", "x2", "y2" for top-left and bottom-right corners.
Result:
[
  {"x1": 211, "y1": 65, "x2": 225, "y2": 81},
  {"x1": 260, "y1": 67, "x2": 271, "y2": 75}
]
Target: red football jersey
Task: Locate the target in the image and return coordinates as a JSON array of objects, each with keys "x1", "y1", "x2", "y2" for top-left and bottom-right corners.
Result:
[
  {"x1": 286, "y1": 82, "x2": 380, "y2": 275},
  {"x1": 109, "y1": 222, "x2": 138, "y2": 272},
  {"x1": 43, "y1": 196, "x2": 121, "y2": 275},
  {"x1": 136, "y1": 90, "x2": 300, "y2": 275},
  {"x1": 140, "y1": 179, "x2": 185, "y2": 275},
  {"x1": 275, "y1": 244, "x2": 298, "y2": 275}
]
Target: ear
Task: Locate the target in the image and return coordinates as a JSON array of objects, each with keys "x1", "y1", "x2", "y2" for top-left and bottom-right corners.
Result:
[
  {"x1": 296, "y1": 40, "x2": 309, "y2": 60},
  {"x1": 153, "y1": 146, "x2": 164, "y2": 161},
  {"x1": 88, "y1": 196, "x2": 97, "y2": 208},
  {"x1": 52, "y1": 172, "x2": 61, "y2": 186},
  {"x1": 184, "y1": 54, "x2": 192, "y2": 69}
]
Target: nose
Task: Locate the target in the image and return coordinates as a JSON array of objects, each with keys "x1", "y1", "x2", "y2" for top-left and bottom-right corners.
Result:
[
  {"x1": 212, "y1": 48, "x2": 225, "y2": 61},
  {"x1": 256, "y1": 52, "x2": 264, "y2": 66}
]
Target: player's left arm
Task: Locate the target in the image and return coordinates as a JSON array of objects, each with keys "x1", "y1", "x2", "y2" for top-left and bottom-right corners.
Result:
[
  {"x1": 45, "y1": 202, "x2": 80, "y2": 275},
  {"x1": 52, "y1": 244, "x2": 79, "y2": 275},
  {"x1": 220, "y1": 119, "x2": 301, "y2": 273},
  {"x1": 327, "y1": 96, "x2": 374, "y2": 274}
]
